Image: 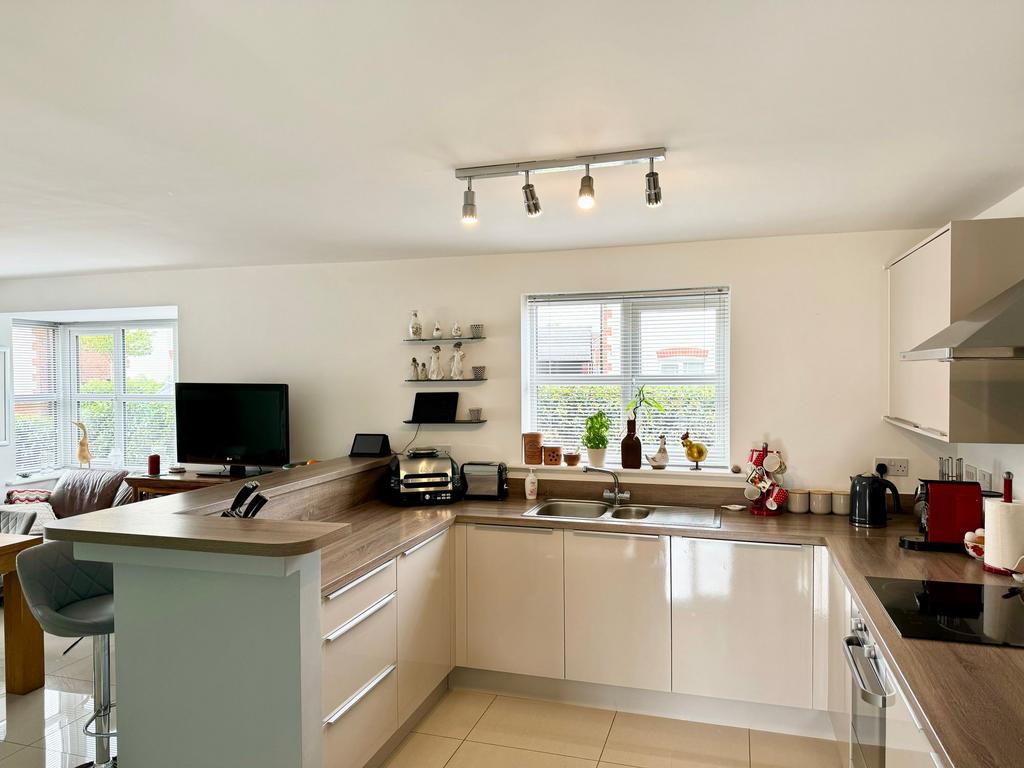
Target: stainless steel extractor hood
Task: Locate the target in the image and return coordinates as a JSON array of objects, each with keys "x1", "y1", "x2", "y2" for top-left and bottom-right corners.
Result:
[{"x1": 902, "y1": 277, "x2": 1024, "y2": 361}]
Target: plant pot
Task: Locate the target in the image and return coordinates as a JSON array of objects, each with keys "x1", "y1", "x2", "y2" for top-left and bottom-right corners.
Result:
[
  {"x1": 620, "y1": 419, "x2": 642, "y2": 469},
  {"x1": 586, "y1": 447, "x2": 606, "y2": 467}
]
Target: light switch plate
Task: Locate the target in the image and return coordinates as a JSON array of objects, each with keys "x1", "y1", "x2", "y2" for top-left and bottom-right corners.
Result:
[{"x1": 874, "y1": 457, "x2": 909, "y2": 477}]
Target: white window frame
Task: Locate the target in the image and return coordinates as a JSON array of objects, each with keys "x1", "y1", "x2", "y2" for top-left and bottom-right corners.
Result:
[
  {"x1": 522, "y1": 288, "x2": 730, "y2": 468},
  {"x1": 61, "y1": 321, "x2": 179, "y2": 469}
]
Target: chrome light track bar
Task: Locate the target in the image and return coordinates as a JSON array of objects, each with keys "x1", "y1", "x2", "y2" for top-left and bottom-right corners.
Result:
[{"x1": 455, "y1": 147, "x2": 666, "y2": 181}]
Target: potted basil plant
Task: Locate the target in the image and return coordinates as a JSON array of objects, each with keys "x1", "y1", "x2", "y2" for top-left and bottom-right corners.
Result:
[{"x1": 581, "y1": 410, "x2": 611, "y2": 467}]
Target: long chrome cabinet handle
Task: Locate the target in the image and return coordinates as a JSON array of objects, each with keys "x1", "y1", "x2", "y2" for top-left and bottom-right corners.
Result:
[
  {"x1": 730, "y1": 539, "x2": 802, "y2": 550},
  {"x1": 842, "y1": 635, "x2": 895, "y2": 708},
  {"x1": 324, "y1": 560, "x2": 393, "y2": 602},
  {"x1": 324, "y1": 592, "x2": 395, "y2": 643},
  {"x1": 322, "y1": 664, "x2": 396, "y2": 726},
  {"x1": 572, "y1": 529, "x2": 660, "y2": 541},
  {"x1": 402, "y1": 529, "x2": 447, "y2": 557}
]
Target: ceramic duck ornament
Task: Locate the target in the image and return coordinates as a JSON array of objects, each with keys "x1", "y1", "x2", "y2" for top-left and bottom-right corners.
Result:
[
  {"x1": 408, "y1": 310, "x2": 422, "y2": 339},
  {"x1": 428, "y1": 345, "x2": 444, "y2": 380},
  {"x1": 681, "y1": 431, "x2": 709, "y2": 470},
  {"x1": 449, "y1": 342, "x2": 465, "y2": 380},
  {"x1": 73, "y1": 421, "x2": 92, "y2": 468},
  {"x1": 646, "y1": 435, "x2": 670, "y2": 469}
]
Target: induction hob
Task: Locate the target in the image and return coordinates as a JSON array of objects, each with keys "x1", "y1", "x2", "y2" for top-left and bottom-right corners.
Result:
[{"x1": 866, "y1": 576, "x2": 1024, "y2": 648}]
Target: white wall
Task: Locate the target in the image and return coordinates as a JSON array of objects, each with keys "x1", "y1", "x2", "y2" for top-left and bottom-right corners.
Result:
[{"x1": 0, "y1": 228, "x2": 942, "y2": 491}]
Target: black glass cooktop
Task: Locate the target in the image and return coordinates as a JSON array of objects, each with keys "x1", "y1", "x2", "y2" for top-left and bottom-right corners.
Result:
[{"x1": 867, "y1": 577, "x2": 1024, "y2": 648}]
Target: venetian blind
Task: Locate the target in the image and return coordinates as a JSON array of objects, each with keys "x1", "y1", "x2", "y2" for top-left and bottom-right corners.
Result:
[
  {"x1": 12, "y1": 321, "x2": 62, "y2": 472},
  {"x1": 525, "y1": 288, "x2": 730, "y2": 468}
]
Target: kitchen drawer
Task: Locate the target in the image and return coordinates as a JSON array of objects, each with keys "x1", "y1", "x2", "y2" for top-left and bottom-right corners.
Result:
[
  {"x1": 322, "y1": 590, "x2": 397, "y2": 718},
  {"x1": 322, "y1": 559, "x2": 396, "y2": 636},
  {"x1": 322, "y1": 663, "x2": 398, "y2": 768}
]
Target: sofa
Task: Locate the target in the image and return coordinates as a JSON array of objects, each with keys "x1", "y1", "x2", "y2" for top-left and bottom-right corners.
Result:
[{"x1": 1, "y1": 469, "x2": 132, "y2": 536}]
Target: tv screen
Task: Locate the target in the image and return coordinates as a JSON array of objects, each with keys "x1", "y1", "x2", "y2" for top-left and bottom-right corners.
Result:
[{"x1": 175, "y1": 383, "x2": 289, "y2": 470}]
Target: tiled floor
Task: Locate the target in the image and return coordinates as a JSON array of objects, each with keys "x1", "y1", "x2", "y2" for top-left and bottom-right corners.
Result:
[
  {"x1": 0, "y1": 606, "x2": 117, "y2": 767},
  {"x1": 384, "y1": 690, "x2": 845, "y2": 768}
]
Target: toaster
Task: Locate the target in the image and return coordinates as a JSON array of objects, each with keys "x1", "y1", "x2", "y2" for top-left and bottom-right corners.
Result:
[
  {"x1": 386, "y1": 448, "x2": 463, "y2": 505},
  {"x1": 460, "y1": 462, "x2": 509, "y2": 500}
]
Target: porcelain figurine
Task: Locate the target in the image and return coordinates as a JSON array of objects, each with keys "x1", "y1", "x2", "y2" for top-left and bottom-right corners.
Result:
[
  {"x1": 418, "y1": 362, "x2": 428, "y2": 380},
  {"x1": 681, "y1": 431, "x2": 709, "y2": 470},
  {"x1": 408, "y1": 310, "x2": 422, "y2": 339},
  {"x1": 409, "y1": 357, "x2": 419, "y2": 381},
  {"x1": 73, "y1": 421, "x2": 92, "y2": 468},
  {"x1": 451, "y1": 321, "x2": 463, "y2": 338},
  {"x1": 646, "y1": 435, "x2": 669, "y2": 470},
  {"x1": 428, "y1": 345, "x2": 444, "y2": 380},
  {"x1": 432, "y1": 321, "x2": 443, "y2": 339},
  {"x1": 449, "y1": 342, "x2": 465, "y2": 380}
]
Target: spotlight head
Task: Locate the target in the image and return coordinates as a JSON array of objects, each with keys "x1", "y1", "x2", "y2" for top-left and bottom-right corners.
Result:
[
  {"x1": 645, "y1": 158, "x2": 662, "y2": 208},
  {"x1": 461, "y1": 187, "x2": 478, "y2": 225},
  {"x1": 522, "y1": 171, "x2": 542, "y2": 217},
  {"x1": 578, "y1": 165, "x2": 595, "y2": 209}
]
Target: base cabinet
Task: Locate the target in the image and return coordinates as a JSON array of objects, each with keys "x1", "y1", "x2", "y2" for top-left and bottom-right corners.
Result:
[
  {"x1": 397, "y1": 530, "x2": 453, "y2": 723},
  {"x1": 466, "y1": 524, "x2": 564, "y2": 678},
  {"x1": 564, "y1": 529, "x2": 671, "y2": 691},
  {"x1": 671, "y1": 537, "x2": 814, "y2": 708}
]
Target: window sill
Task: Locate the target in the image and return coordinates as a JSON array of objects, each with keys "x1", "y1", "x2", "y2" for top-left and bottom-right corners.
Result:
[
  {"x1": 5, "y1": 471, "x2": 63, "y2": 488},
  {"x1": 507, "y1": 463, "x2": 745, "y2": 487}
]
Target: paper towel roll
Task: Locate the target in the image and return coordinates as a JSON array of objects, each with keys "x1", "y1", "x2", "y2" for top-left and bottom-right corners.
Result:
[{"x1": 984, "y1": 499, "x2": 1024, "y2": 573}]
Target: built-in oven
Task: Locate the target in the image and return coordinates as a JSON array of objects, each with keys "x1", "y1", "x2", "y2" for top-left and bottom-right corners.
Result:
[{"x1": 843, "y1": 609, "x2": 896, "y2": 768}]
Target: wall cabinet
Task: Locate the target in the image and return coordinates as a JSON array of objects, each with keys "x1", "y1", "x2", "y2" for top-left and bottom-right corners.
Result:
[
  {"x1": 397, "y1": 529, "x2": 453, "y2": 723},
  {"x1": 466, "y1": 524, "x2": 564, "y2": 678},
  {"x1": 671, "y1": 537, "x2": 814, "y2": 708},
  {"x1": 564, "y1": 529, "x2": 671, "y2": 691},
  {"x1": 887, "y1": 218, "x2": 1024, "y2": 443}
]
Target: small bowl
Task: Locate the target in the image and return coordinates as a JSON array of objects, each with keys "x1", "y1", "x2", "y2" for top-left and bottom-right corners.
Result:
[
  {"x1": 964, "y1": 539, "x2": 985, "y2": 562},
  {"x1": 563, "y1": 452, "x2": 581, "y2": 467}
]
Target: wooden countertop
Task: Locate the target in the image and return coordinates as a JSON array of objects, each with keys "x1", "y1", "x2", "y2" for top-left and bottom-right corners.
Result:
[
  {"x1": 43, "y1": 456, "x2": 389, "y2": 556},
  {"x1": 318, "y1": 498, "x2": 1023, "y2": 768}
]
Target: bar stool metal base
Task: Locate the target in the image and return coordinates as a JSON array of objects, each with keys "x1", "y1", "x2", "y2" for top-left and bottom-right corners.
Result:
[{"x1": 82, "y1": 635, "x2": 117, "y2": 768}]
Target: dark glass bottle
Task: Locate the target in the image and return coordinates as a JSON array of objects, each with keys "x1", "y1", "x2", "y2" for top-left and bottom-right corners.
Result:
[{"x1": 620, "y1": 419, "x2": 642, "y2": 469}]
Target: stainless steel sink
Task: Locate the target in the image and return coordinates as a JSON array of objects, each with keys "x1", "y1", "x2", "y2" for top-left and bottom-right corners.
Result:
[{"x1": 524, "y1": 499, "x2": 721, "y2": 529}]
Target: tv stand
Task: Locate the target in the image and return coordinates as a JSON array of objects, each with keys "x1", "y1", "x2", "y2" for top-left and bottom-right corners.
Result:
[{"x1": 197, "y1": 465, "x2": 271, "y2": 479}]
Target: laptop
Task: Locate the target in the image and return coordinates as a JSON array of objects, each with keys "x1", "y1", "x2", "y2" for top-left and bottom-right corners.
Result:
[{"x1": 410, "y1": 392, "x2": 459, "y2": 423}]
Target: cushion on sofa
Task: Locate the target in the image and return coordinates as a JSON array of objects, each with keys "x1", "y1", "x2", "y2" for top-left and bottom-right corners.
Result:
[
  {"x1": 5, "y1": 488, "x2": 53, "y2": 505},
  {"x1": 49, "y1": 469, "x2": 129, "y2": 519}
]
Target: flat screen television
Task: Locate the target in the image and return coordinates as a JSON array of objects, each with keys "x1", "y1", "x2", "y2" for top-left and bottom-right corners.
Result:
[{"x1": 175, "y1": 383, "x2": 290, "y2": 477}]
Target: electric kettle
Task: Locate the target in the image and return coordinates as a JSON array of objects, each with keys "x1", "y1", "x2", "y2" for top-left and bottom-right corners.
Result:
[{"x1": 850, "y1": 473, "x2": 902, "y2": 528}]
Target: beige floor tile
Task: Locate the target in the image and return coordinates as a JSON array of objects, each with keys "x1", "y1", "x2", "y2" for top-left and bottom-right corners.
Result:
[
  {"x1": 414, "y1": 689, "x2": 496, "y2": 739},
  {"x1": 0, "y1": 748, "x2": 88, "y2": 768},
  {"x1": 448, "y1": 741, "x2": 598, "y2": 768},
  {"x1": 601, "y1": 712, "x2": 749, "y2": 768},
  {"x1": 383, "y1": 732, "x2": 461, "y2": 768},
  {"x1": 749, "y1": 730, "x2": 842, "y2": 768},
  {"x1": 467, "y1": 696, "x2": 614, "y2": 761}
]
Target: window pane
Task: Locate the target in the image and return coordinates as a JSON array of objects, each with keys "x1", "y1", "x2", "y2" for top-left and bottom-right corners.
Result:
[
  {"x1": 14, "y1": 401, "x2": 60, "y2": 471},
  {"x1": 534, "y1": 384, "x2": 624, "y2": 455},
  {"x1": 638, "y1": 305, "x2": 720, "y2": 377},
  {"x1": 635, "y1": 384, "x2": 725, "y2": 466},
  {"x1": 71, "y1": 401, "x2": 115, "y2": 464},
  {"x1": 533, "y1": 303, "x2": 622, "y2": 375},
  {"x1": 75, "y1": 334, "x2": 114, "y2": 395},
  {"x1": 12, "y1": 325, "x2": 59, "y2": 397},
  {"x1": 124, "y1": 328, "x2": 176, "y2": 395},
  {"x1": 124, "y1": 401, "x2": 177, "y2": 468}
]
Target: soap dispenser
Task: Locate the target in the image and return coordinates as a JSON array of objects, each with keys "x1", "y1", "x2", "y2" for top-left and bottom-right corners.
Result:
[{"x1": 525, "y1": 469, "x2": 539, "y2": 500}]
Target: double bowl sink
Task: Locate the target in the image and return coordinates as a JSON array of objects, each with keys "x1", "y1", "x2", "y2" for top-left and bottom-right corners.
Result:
[{"x1": 523, "y1": 499, "x2": 721, "y2": 529}]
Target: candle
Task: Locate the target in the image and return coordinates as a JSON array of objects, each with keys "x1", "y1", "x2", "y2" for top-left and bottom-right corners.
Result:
[{"x1": 148, "y1": 453, "x2": 161, "y2": 476}]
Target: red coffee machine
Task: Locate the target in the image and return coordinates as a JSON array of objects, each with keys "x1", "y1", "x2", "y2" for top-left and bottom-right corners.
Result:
[{"x1": 899, "y1": 480, "x2": 983, "y2": 551}]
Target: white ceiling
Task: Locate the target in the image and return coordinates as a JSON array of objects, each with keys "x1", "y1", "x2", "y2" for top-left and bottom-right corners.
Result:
[{"x1": 2, "y1": 1, "x2": 1023, "y2": 279}]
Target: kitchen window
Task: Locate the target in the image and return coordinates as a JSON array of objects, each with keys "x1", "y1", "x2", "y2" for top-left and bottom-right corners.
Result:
[
  {"x1": 523, "y1": 288, "x2": 730, "y2": 468},
  {"x1": 12, "y1": 320, "x2": 178, "y2": 473}
]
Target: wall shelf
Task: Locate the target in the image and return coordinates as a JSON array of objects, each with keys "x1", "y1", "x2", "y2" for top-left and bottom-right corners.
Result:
[
  {"x1": 402, "y1": 419, "x2": 487, "y2": 425},
  {"x1": 404, "y1": 378, "x2": 487, "y2": 383},
  {"x1": 403, "y1": 337, "x2": 485, "y2": 343}
]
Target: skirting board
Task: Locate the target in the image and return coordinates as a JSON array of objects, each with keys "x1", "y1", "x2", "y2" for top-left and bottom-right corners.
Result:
[{"x1": 450, "y1": 667, "x2": 839, "y2": 742}]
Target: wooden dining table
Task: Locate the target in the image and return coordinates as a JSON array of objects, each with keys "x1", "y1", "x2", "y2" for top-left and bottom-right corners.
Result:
[{"x1": 0, "y1": 533, "x2": 45, "y2": 694}]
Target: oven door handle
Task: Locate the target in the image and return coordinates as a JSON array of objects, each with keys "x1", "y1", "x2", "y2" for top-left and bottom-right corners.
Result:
[{"x1": 843, "y1": 635, "x2": 896, "y2": 708}]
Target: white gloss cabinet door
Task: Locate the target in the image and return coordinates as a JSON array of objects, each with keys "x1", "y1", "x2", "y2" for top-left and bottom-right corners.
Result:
[
  {"x1": 672, "y1": 537, "x2": 814, "y2": 708},
  {"x1": 466, "y1": 524, "x2": 564, "y2": 679},
  {"x1": 397, "y1": 530, "x2": 453, "y2": 723},
  {"x1": 565, "y1": 530, "x2": 671, "y2": 691},
  {"x1": 826, "y1": 556, "x2": 852, "y2": 739}
]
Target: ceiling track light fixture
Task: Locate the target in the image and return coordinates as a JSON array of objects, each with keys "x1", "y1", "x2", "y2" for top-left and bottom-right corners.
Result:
[
  {"x1": 455, "y1": 146, "x2": 664, "y2": 223},
  {"x1": 522, "y1": 170, "x2": 542, "y2": 217}
]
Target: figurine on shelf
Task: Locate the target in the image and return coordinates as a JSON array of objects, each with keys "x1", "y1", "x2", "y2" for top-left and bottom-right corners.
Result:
[
  {"x1": 409, "y1": 357, "x2": 419, "y2": 381},
  {"x1": 451, "y1": 321, "x2": 463, "y2": 338},
  {"x1": 681, "y1": 431, "x2": 709, "y2": 470},
  {"x1": 450, "y1": 342, "x2": 465, "y2": 380},
  {"x1": 646, "y1": 435, "x2": 670, "y2": 469},
  {"x1": 418, "y1": 362, "x2": 428, "y2": 380},
  {"x1": 409, "y1": 310, "x2": 422, "y2": 339},
  {"x1": 432, "y1": 321, "x2": 443, "y2": 339},
  {"x1": 428, "y1": 345, "x2": 444, "y2": 380}
]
